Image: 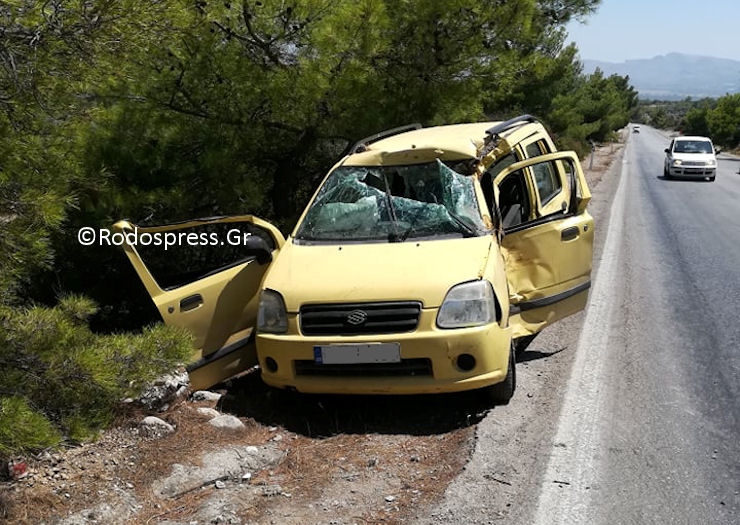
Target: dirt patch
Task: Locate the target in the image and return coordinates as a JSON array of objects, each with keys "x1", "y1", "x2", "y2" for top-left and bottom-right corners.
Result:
[
  {"x1": 251, "y1": 431, "x2": 472, "y2": 525},
  {"x1": 1, "y1": 371, "x2": 479, "y2": 524}
]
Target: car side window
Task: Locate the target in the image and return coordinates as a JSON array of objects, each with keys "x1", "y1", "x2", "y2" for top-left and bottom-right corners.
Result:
[
  {"x1": 498, "y1": 170, "x2": 531, "y2": 230},
  {"x1": 524, "y1": 140, "x2": 562, "y2": 206},
  {"x1": 480, "y1": 153, "x2": 519, "y2": 217},
  {"x1": 134, "y1": 222, "x2": 276, "y2": 290},
  {"x1": 532, "y1": 161, "x2": 562, "y2": 206},
  {"x1": 525, "y1": 141, "x2": 549, "y2": 158}
]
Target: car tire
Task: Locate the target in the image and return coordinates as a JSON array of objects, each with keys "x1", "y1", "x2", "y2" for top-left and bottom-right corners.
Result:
[
  {"x1": 266, "y1": 385, "x2": 297, "y2": 404},
  {"x1": 513, "y1": 334, "x2": 536, "y2": 355},
  {"x1": 481, "y1": 342, "x2": 516, "y2": 405},
  {"x1": 708, "y1": 177, "x2": 715, "y2": 182},
  {"x1": 663, "y1": 165, "x2": 670, "y2": 178}
]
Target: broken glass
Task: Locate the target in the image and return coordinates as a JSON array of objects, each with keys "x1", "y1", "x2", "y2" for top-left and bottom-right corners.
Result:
[{"x1": 295, "y1": 160, "x2": 487, "y2": 242}]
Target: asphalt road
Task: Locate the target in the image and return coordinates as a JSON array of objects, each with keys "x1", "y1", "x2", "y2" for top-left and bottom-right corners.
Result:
[{"x1": 416, "y1": 127, "x2": 739, "y2": 524}]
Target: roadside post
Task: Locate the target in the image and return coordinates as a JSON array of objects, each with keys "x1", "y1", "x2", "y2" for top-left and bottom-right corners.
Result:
[{"x1": 589, "y1": 140, "x2": 596, "y2": 170}]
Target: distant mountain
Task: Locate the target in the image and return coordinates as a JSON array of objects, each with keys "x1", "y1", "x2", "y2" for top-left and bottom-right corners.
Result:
[{"x1": 582, "y1": 53, "x2": 740, "y2": 100}]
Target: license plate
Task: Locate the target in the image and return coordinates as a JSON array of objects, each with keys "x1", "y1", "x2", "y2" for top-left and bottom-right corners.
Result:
[{"x1": 313, "y1": 343, "x2": 401, "y2": 365}]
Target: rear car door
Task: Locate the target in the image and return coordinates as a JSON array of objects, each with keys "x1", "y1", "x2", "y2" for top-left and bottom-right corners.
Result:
[
  {"x1": 494, "y1": 152, "x2": 593, "y2": 338},
  {"x1": 113, "y1": 216, "x2": 285, "y2": 389}
]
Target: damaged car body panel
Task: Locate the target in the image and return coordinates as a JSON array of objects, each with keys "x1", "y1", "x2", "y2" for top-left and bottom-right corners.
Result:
[
  {"x1": 117, "y1": 116, "x2": 594, "y2": 398},
  {"x1": 112, "y1": 216, "x2": 284, "y2": 390},
  {"x1": 493, "y1": 152, "x2": 593, "y2": 338}
]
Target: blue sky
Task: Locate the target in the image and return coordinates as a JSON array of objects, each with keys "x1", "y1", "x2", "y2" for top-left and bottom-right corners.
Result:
[{"x1": 566, "y1": 0, "x2": 740, "y2": 62}]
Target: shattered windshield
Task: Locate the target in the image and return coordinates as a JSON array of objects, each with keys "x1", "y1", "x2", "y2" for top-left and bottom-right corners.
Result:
[{"x1": 295, "y1": 160, "x2": 487, "y2": 242}]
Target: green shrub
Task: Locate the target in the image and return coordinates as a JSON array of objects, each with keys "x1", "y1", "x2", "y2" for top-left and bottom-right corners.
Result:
[
  {"x1": 544, "y1": 69, "x2": 637, "y2": 155},
  {"x1": 0, "y1": 397, "x2": 61, "y2": 456},
  {"x1": 0, "y1": 296, "x2": 193, "y2": 458},
  {"x1": 552, "y1": 134, "x2": 592, "y2": 159},
  {"x1": 706, "y1": 94, "x2": 740, "y2": 147}
]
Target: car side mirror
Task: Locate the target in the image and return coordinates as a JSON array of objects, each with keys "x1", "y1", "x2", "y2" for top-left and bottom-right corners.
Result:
[
  {"x1": 715, "y1": 148, "x2": 722, "y2": 155},
  {"x1": 664, "y1": 148, "x2": 670, "y2": 153},
  {"x1": 244, "y1": 235, "x2": 273, "y2": 265}
]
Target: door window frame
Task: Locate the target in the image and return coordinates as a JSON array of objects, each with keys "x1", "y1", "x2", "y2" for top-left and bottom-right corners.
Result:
[
  {"x1": 518, "y1": 137, "x2": 568, "y2": 215},
  {"x1": 494, "y1": 153, "x2": 581, "y2": 235}
]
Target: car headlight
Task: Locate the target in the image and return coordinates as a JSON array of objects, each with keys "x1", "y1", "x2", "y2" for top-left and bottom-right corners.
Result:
[
  {"x1": 257, "y1": 289, "x2": 288, "y2": 334},
  {"x1": 706, "y1": 159, "x2": 716, "y2": 166},
  {"x1": 437, "y1": 280, "x2": 497, "y2": 329},
  {"x1": 673, "y1": 159, "x2": 682, "y2": 166}
]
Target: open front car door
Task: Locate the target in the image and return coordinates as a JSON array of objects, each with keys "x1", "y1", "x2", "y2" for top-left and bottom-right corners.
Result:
[
  {"x1": 113, "y1": 216, "x2": 285, "y2": 389},
  {"x1": 494, "y1": 151, "x2": 593, "y2": 338}
]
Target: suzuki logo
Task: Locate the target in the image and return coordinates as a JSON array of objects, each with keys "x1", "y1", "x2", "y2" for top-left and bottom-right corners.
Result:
[{"x1": 346, "y1": 310, "x2": 368, "y2": 326}]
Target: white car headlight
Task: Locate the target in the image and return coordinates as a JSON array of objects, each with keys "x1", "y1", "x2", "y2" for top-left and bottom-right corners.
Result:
[
  {"x1": 706, "y1": 159, "x2": 716, "y2": 166},
  {"x1": 257, "y1": 289, "x2": 288, "y2": 334},
  {"x1": 437, "y1": 280, "x2": 497, "y2": 329},
  {"x1": 673, "y1": 159, "x2": 682, "y2": 166}
]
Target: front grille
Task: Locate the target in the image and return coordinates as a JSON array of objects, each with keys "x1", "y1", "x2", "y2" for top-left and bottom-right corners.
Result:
[
  {"x1": 683, "y1": 161, "x2": 705, "y2": 166},
  {"x1": 294, "y1": 358, "x2": 432, "y2": 377},
  {"x1": 300, "y1": 301, "x2": 422, "y2": 335}
]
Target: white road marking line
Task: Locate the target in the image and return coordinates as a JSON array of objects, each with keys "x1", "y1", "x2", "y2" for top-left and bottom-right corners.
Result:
[{"x1": 532, "y1": 137, "x2": 632, "y2": 524}]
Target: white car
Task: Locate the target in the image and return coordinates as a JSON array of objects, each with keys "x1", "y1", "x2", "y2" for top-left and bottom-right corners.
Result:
[{"x1": 664, "y1": 136, "x2": 719, "y2": 182}]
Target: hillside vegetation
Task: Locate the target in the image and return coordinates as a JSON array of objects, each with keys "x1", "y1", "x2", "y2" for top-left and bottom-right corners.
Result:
[{"x1": 635, "y1": 94, "x2": 740, "y2": 148}]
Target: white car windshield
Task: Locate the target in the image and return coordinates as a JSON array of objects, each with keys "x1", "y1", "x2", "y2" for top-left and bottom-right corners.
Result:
[
  {"x1": 295, "y1": 160, "x2": 487, "y2": 242},
  {"x1": 673, "y1": 140, "x2": 713, "y2": 154}
]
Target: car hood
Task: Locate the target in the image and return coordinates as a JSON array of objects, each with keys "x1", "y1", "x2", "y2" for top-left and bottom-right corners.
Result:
[
  {"x1": 265, "y1": 236, "x2": 494, "y2": 311},
  {"x1": 671, "y1": 152, "x2": 715, "y2": 162}
]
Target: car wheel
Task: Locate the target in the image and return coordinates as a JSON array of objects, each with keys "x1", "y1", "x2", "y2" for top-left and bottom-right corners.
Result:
[
  {"x1": 266, "y1": 385, "x2": 298, "y2": 404},
  {"x1": 514, "y1": 334, "x2": 536, "y2": 355},
  {"x1": 708, "y1": 177, "x2": 715, "y2": 182},
  {"x1": 663, "y1": 165, "x2": 670, "y2": 178},
  {"x1": 481, "y1": 342, "x2": 516, "y2": 405}
]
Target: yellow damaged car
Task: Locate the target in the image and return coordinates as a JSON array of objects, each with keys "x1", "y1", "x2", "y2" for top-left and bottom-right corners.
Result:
[{"x1": 115, "y1": 115, "x2": 593, "y2": 404}]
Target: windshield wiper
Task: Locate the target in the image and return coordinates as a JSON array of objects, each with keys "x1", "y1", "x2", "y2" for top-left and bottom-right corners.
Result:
[
  {"x1": 379, "y1": 173, "x2": 402, "y2": 242},
  {"x1": 447, "y1": 211, "x2": 477, "y2": 237},
  {"x1": 361, "y1": 169, "x2": 401, "y2": 241},
  {"x1": 396, "y1": 215, "x2": 419, "y2": 242}
]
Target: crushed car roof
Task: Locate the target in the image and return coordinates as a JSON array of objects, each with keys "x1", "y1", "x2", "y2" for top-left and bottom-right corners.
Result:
[{"x1": 345, "y1": 122, "x2": 497, "y2": 166}]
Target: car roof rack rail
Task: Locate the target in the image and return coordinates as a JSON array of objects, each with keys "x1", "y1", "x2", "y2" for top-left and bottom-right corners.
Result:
[
  {"x1": 485, "y1": 114, "x2": 538, "y2": 138},
  {"x1": 349, "y1": 123, "x2": 423, "y2": 154}
]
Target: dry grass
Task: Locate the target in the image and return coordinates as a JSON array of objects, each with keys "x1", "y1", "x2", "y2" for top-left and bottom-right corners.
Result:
[
  {"x1": 128, "y1": 405, "x2": 274, "y2": 525},
  {"x1": 131, "y1": 404, "x2": 272, "y2": 488},
  {"x1": 0, "y1": 489, "x2": 13, "y2": 521},
  {"x1": 360, "y1": 430, "x2": 472, "y2": 524},
  {"x1": 233, "y1": 428, "x2": 474, "y2": 524},
  {"x1": 1, "y1": 486, "x2": 67, "y2": 524},
  {"x1": 1, "y1": 399, "x2": 274, "y2": 525}
]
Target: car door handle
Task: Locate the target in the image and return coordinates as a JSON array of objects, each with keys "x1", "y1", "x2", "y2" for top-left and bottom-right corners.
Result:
[
  {"x1": 561, "y1": 226, "x2": 580, "y2": 242},
  {"x1": 180, "y1": 294, "x2": 203, "y2": 312}
]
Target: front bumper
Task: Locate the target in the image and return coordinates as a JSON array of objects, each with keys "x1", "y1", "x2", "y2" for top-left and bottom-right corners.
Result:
[
  {"x1": 256, "y1": 309, "x2": 511, "y2": 394},
  {"x1": 668, "y1": 166, "x2": 715, "y2": 177}
]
